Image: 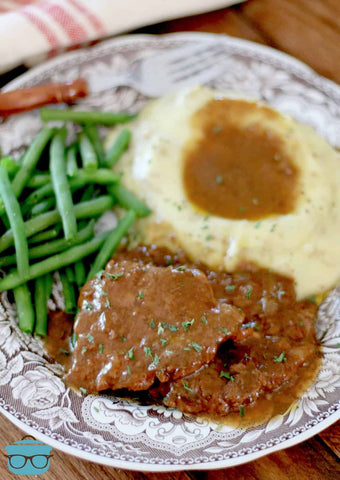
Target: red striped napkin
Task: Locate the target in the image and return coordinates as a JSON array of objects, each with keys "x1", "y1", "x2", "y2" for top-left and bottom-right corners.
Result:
[{"x1": 0, "y1": 0, "x2": 244, "y2": 74}]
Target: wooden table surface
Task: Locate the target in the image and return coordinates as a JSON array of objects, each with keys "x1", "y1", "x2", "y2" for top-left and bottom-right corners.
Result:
[{"x1": 0, "y1": 0, "x2": 339, "y2": 478}]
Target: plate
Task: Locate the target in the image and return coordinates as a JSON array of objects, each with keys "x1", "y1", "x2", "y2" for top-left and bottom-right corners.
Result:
[{"x1": 0, "y1": 32, "x2": 339, "y2": 472}]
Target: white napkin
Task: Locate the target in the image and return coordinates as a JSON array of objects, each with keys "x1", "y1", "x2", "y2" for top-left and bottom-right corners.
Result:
[{"x1": 0, "y1": 0, "x2": 244, "y2": 74}]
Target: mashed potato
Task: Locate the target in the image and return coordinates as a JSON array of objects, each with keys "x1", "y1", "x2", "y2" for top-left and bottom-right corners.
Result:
[{"x1": 106, "y1": 86, "x2": 340, "y2": 299}]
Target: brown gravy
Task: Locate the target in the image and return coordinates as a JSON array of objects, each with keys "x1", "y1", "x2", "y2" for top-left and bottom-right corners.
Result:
[
  {"x1": 183, "y1": 99, "x2": 299, "y2": 220},
  {"x1": 44, "y1": 245, "x2": 321, "y2": 427}
]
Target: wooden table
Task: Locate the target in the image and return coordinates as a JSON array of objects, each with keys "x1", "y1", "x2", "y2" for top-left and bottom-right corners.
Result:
[{"x1": 0, "y1": 0, "x2": 339, "y2": 478}]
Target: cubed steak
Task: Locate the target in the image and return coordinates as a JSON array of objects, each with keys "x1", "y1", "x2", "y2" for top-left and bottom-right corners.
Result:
[{"x1": 65, "y1": 258, "x2": 244, "y2": 393}]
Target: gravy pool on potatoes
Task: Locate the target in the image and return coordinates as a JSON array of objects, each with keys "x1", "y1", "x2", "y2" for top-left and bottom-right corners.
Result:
[{"x1": 108, "y1": 86, "x2": 340, "y2": 299}]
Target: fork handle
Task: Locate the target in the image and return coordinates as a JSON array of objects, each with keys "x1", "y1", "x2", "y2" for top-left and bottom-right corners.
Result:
[{"x1": 0, "y1": 78, "x2": 89, "y2": 117}]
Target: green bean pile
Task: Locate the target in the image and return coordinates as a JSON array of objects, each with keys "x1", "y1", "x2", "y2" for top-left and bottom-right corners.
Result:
[{"x1": 0, "y1": 108, "x2": 150, "y2": 336}]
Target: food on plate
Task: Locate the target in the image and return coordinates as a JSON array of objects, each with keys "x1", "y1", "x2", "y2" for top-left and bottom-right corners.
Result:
[
  {"x1": 1, "y1": 86, "x2": 338, "y2": 423},
  {"x1": 65, "y1": 253, "x2": 244, "y2": 392},
  {"x1": 0, "y1": 114, "x2": 142, "y2": 335},
  {"x1": 55, "y1": 245, "x2": 319, "y2": 420},
  {"x1": 107, "y1": 86, "x2": 340, "y2": 299}
]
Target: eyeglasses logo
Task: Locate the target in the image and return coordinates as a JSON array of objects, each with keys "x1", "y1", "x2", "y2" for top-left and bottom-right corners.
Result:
[{"x1": 4, "y1": 435, "x2": 53, "y2": 475}]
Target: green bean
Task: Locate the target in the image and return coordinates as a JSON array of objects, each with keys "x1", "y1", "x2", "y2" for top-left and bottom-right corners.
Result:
[
  {"x1": 14, "y1": 283, "x2": 35, "y2": 333},
  {"x1": 78, "y1": 131, "x2": 98, "y2": 172},
  {"x1": 105, "y1": 128, "x2": 131, "y2": 166},
  {"x1": 84, "y1": 125, "x2": 105, "y2": 166},
  {"x1": 30, "y1": 197, "x2": 55, "y2": 217},
  {"x1": 107, "y1": 184, "x2": 150, "y2": 217},
  {"x1": 50, "y1": 129, "x2": 77, "y2": 241},
  {"x1": 34, "y1": 274, "x2": 53, "y2": 337},
  {"x1": 65, "y1": 266, "x2": 75, "y2": 284},
  {"x1": 40, "y1": 108, "x2": 136, "y2": 125},
  {"x1": 27, "y1": 174, "x2": 51, "y2": 188},
  {"x1": 25, "y1": 169, "x2": 119, "y2": 206},
  {"x1": 59, "y1": 269, "x2": 77, "y2": 314},
  {"x1": 74, "y1": 261, "x2": 86, "y2": 289},
  {"x1": 0, "y1": 157, "x2": 20, "y2": 178},
  {"x1": 0, "y1": 195, "x2": 113, "y2": 253},
  {"x1": 0, "y1": 231, "x2": 109, "y2": 291},
  {"x1": 0, "y1": 166, "x2": 29, "y2": 279},
  {"x1": 29, "y1": 226, "x2": 61, "y2": 244},
  {"x1": 66, "y1": 143, "x2": 78, "y2": 177},
  {"x1": 79, "y1": 184, "x2": 95, "y2": 203},
  {"x1": 1, "y1": 127, "x2": 54, "y2": 215},
  {"x1": 87, "y1": 210, "x2": 136, "y2": 280},
  {"x1": 0, "y1": 221, "x2": 95, "y2": 267}
]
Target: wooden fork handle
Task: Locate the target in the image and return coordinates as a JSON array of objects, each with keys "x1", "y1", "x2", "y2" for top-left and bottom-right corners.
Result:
[{"x1": 0, "y1": 78, "x2": 89, "y2": 117}]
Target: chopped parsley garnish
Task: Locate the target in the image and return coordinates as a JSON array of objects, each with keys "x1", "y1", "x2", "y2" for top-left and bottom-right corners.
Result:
[
  {"x1": 79, "y1": 387, "x2": 87, "y2": 395},
  {"x1": 204, "y1": 214, "x2": 211, "y2": 221},
  {"x1": 271, "y1": 223, "x2": 277, "y2": 232},
  {"x1": 239, "y1": 406, "x2": 245, "y2": 417},
  {"x1": 215, "y1": 175, "x2": 223, "y2": 184},
  {"x1": 126, "y1": 347, "x2": 135, "y2": 360},
  {"x1": 220, "y1": 327, "x2": 230, "y2": 335},
  {"x1": 86, "y1": 333, "x2": 94, "y2": 343},
  {"x1": 150, "y1": 318, "x2": 155, "y2": 328},
  {"x1": 201, "y1": 316, "x2": 208, "y2": 325},
  {"x1": 201, "y1": 225, "x2": 209, "y2": 230},
  {"x1": 165, "y1": 350, "x2": 174, "y2": 355},
  {"x1": 144, "y1": 346, "x2": 153, "y2": 358},
  {"x1": 160, "y1": 338, "x2": 168, "y2": 346},
  {"x1": 106, "y1": 271, "x2": 124, "y2": 280},
  {"x1": 190, "y1": 342, "x2": 202, "y2": 353},
  {"x1": 246, "y1": 286, "x2": 253, "y2": 299},
  {"x1": 307, "y1": 295, "x2": 317, "y2": 304},
  {"x1": 277, "y1": 290, "x2": 285, "y2": 300},
  {"x1": 254, "y1": 325, "x2": 261, "y2": 331},
  {"x1": 205, "y1": 234, "x2": 212, "y2": 241},
  {"x1": 84, "y1": 303, "x2": 93, "y2": 311},
  {"x1": 254, "y1": 221, "x2": 262, "y2": 229},
  {"x1": 244, "y1": 353, "x2": 250, "y2": 360},
  {"x1": 95, "y1": 270, "x2": 104, "y2": 279},
  {"x1": 299, "y1": 321, "x2": 304, "y2": 326},
  {"x1": 81, "y1": 346, "x2": 87, "y2": 355},
  {"x1": 182, "y1": 381, "x2": 194, "y2": 393},
  {"x1": 176, "y1": 265, "x2": 186, "y2": 271},
  {"x1": 168, "y1": 325, "x2": 179, "y2": 332},
  {"x1": 104, "y1": 298, "x2": 110, "y2": 308},
  {"x1": 273, "y1": 351, "x2": 287, "y2": 363},
  {"x1": 98, "y1": 344, "x2": 104, "y2": 354},
  {"x1": 99, "y1": 290, "x2": 108, "y2": 296},
  {"x1": 182, "y1": 319, "x2": 194, "y2": 331},
  {"x1": 93, "y1": 406, "x2": 99, "y2": 413},
  {"x1": 70, "y1": 333, "x2": 78, "y2": 348},
  {"x1": 220, "y1": 371, "x2": 235, "y2": 382},
  {"x1": 151, "y1": 353, "x2": 160, "y2": 367},
  {"x1": 136, "y1": 291, "x2": 144, "y2": 299},
  {"x1": 165, "y1": 258, "x2": 172, "y2": 266},
  {"x1": 59, "y1": 348, "x2": 70, "y2": 355},
  {"x1": 225, "y1": 285, "x2": 236, "y2": 291},
  {"x1": 120, "y1": 334, "x2": 127, "y2": 342},
  {"x1": 127, "y1": 366, "x2": 132, "y2": 375},
  {"x1": 239, "y1": 206, "x2": 246, "y2": 213}
]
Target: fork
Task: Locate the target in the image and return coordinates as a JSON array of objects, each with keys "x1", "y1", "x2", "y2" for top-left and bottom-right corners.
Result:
[{"x1": 0, "y1": 43, "x2": 227, "y2": 116}]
